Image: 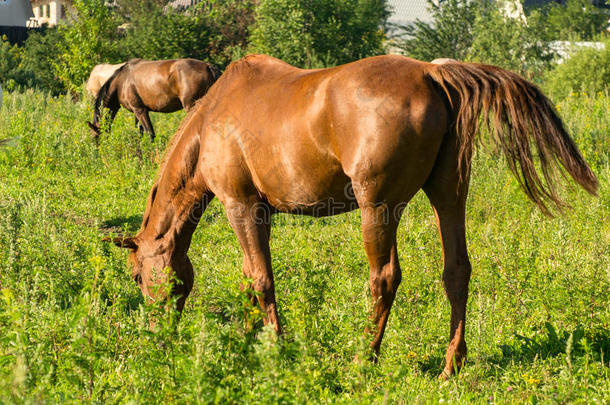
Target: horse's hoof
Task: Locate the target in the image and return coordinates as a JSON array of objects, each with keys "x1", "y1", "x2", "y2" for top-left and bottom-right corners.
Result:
[{"x1": 438, "y1": 369, "x2": 452, "y2": 381}]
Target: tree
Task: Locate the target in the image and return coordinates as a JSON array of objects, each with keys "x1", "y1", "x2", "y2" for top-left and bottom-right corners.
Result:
[
  {"x1": 54, "y1": 0, "x2": 122, "y2": 95},
  {"x1": 0, "y1": 38, "x2": 22, "y2": 91},
  {"x1": 392, "y1": 0, "x2": 478, "y2": 61},
  {"x1": 544, "y1": 36, "x2": 610, "y2": 99},
  {"x1": 248, "y1": 0, "x2": 390, "y2": 67},
  {"x1": 194, "y1": 0, "x2": 256, "y2": 67},
  {"x1": 19, "y1": 27, "x2": 65, "y2": 95},
  {"x1": 469, "y1": 4, "x2": 553, "y2": 78},
  {"x1": 541, "y1": 0, "x2": 609, "y2": 41}
]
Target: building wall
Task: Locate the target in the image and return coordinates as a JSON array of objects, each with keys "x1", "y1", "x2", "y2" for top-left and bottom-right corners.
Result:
[
  {"x1": 387, "y1": 0, "x2": 432, "y2": 26},
  {"x1": 31, "y1": 0, "x2": 71, "y2": 26}
]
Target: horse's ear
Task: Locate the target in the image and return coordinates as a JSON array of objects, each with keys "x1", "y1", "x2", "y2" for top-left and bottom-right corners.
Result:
[{"x1": 102, "y1": 236, "x2": 138, "y2": 250}]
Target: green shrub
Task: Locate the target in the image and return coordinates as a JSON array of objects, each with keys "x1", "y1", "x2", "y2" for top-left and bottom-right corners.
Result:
[
  {"x1": 468, "y1": 5, "x2": 553, "y2": 78},
  {"x1": 18, "y1": 27, "x2": 65, "y2": 95},
  {"x1": 248, "y1": 0, "x2": 389, "y2": 68},
  {"x1": 0, "y1": 38, "x2": 22, "y2": 90},
  {"x1": 544, "y1": 37, "x2": 610, "y2": 100},
  {"x1": 539, "y1": 0, "x2": 609, "y2": 41},
  {"x1": 194, "y1": 0, "x2": 256, "y2": 67},
  {"x1": 54, "y1": 0, "x2": 122, "y2": 95},
  {"x1": 391, "y1": 0, "x2": 478, "y2": 61},
  {"x1": 394, "y1": 0, "x2": 554, "y2": 76}
]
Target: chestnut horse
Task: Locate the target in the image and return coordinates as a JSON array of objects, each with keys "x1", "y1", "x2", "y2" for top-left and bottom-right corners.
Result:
[
  {"x1": 106, "y1": 54, "x2": 597, "y2": 378},
  {"x1": 88, "y1": 58, "x2": 219, "y2": 141}
]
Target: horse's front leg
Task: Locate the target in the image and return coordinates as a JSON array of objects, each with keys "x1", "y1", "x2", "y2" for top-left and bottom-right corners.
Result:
[{"x1": 225, "y1": 200, "x2": 281, "y2": 333}]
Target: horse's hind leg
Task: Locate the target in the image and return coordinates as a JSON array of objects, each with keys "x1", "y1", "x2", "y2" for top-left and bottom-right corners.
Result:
[
  {"x1": 360, "y1": 203, "x2": 402, "y2": 357},
  {"x1": 422, "y1": 137, "x2": 471, "y2": 379},
  {"x1": 134, "y1": 109, "x2": 156, "y2": 142}
]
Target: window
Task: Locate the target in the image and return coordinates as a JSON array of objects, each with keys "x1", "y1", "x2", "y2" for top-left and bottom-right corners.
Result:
[
  {"x1": 60, "y1": 4, "x2": 65, "y2": 19},
  {"x1": 46, "y1": 4, "x2": 50, "y2": 18},
  {"x1": 39, "y1": 5, "x2": 44, "y2": 17}
]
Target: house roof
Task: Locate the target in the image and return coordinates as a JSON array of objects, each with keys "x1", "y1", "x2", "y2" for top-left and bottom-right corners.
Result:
[
  {"x1": 387, "y1": 0, "x2": 433, "y2": 26},
  {"x1": 0, "y1": 0, "x2": 35, "y2": 27}
]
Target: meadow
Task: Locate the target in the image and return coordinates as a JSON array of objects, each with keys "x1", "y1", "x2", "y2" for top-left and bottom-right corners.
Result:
[{"x1": 0, "y1": 89, "x2": 608, "y2": 403}]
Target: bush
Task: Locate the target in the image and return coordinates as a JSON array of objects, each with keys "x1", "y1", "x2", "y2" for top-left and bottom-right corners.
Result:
[
  {"x1": 544, "y1": 36, "x2": 610, "y2": 100},
  {"x1": 195, "y1": 0, "x2": 256, "y2": 67},
  {"x1": 248, "y1": 0, "x2": 389, "y2": 67},
  {"x1": 468, "y1": 5, "x2": 553, "y2": 78},
  {"x1": 393, "y1": 0, "x2": 554, "y2": 76},
  {"x1": 0, "y1": 38, "x2": 21, "y2": 91},
  {"x1": 540, "y1": 0, "x2": 609, "y2": 41},
  {"x1": 18, "y1": 27, "x2": 65, "y2": 95},
  {"x1": 391, "y1": 0, "x2": 478, "y2": 61},
  {"x1": 54, "y1": 0, "x2": 122, "y2": 95}
]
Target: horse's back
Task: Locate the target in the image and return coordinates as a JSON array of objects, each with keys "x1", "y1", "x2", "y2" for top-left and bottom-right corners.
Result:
[
  {"x1": 198, "y1": 54, "x2": 449, "y2": 211},
  {"x1": 126, "y1": 59, "x2": 215, "y2": 112}
]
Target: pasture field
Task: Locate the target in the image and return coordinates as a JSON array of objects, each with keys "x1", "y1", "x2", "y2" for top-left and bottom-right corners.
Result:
[{"x1": 0, "y1": 89, "x2": 608, "y2": 403}]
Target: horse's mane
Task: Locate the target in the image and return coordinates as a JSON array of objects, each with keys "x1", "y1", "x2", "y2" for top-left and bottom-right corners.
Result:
[{"x1": 139, "y1": 98, "x2": 210, "y2": 233}]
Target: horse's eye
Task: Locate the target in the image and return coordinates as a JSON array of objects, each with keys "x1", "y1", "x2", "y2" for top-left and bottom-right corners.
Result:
[{"x1": 133, "y1": 274, "x2": 142, "y2": 285}]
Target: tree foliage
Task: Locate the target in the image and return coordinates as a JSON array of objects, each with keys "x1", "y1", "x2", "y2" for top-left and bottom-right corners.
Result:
[
  {"x1": 54, "y1": 0, "x2": 122, "y2": 95},
  {"x1": 248, "y1": 0, "x2": 390, "y2": 67},
  {"x1": 544, "y1": 36, "x2": 610, "y2": 99},
  {"x1": 18, "y1": 27, "x2": 65, "y2": 95},
  {"x1": 0, "y1": 38, "x2": 22, "y2": 91},
  {"x1": 391, "y1": 0, "x2": 478, "y2": 61},
  {"x1": 394, "y1": 0, "x2": 609, "y2": 70},
  {"x1": 469, "y1": 4, "x2": 553, "y2": 78},
  {"x1": 540, "y1": 0, "x2": 609, "y2": 41}
]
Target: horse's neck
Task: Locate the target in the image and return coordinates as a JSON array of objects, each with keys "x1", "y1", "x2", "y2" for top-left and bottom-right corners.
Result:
[
  {"x1": 139, "y1": 121, "x2": 206, "y2": 254},
  {"x1": 139, "y1": 175, "x2": 205, "y2": 256}
]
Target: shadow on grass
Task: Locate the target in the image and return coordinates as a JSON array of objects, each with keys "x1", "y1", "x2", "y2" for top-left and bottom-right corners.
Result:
[
  {"x1": 493, "y1": 323, "x2": 610, "y2": 366},
  {"x1": 418, "y1": 355, "x2": 446, "y2": 378},
  {"x1": 100, "y1": 215, "x2": 143, "y2": 234},
  {"x1": 416, "y1": 323, "x2": 610, "y2": 378}
]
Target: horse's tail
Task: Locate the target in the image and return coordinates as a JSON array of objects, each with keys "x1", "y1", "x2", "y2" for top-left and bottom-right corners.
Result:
[
  {"x1": 427, "y1": 61, "x2": 598, "y2": 215},
  {"x1": 88, "y1": 63, "x2": 127, "y2": 134}
]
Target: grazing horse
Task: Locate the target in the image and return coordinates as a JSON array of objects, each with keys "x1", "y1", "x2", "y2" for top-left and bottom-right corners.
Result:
[
  {"x1": 88, "y1": 58, "x2": 219, "y2": 141},
  {"x1": 86, "y1": 62, "x2": 126, "y2": 98},
  {"x1": 105, "y1": 54, "x2": 597, "y2": 378}
]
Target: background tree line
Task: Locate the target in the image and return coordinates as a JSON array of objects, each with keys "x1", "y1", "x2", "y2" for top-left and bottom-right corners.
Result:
[{"x1": 0, "y1": 0, "x2": 608, "y2": 98}]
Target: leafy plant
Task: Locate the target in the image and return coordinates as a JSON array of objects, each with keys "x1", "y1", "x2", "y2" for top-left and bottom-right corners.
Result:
[
  {"x1": 539, "y1": 0, "x2": 609, "y2": 41},
  {"x1": 54, "y1": 0, "x2": 122, "y2": 95},
  {"x1": 391, "y1": 0, "x2": 478, "y2": 61},
  {"x1": 468, "y1": 4, "x2": 553, "y2": 78},
  {"x1": 544, "y1": 36, "x2": 610, "y2": 99},
  {"x1": 0, "y1": 37, "x2": 22, "y2": 90},
  {"x1": 18, "y1": 27, "x2": 65, "y2": 95},
  {"x1": 248, "y1": 0, "x2": 390, "y2": 67}
]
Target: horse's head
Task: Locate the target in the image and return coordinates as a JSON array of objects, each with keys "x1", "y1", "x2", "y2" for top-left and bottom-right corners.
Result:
[{"x1": 104, "y1": 235, "x2": 193, "y2": 310}]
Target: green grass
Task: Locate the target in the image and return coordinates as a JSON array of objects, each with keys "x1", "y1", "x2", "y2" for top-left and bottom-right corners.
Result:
[{"x1": 0, "y1": 89, "x2": 608, "y2": 403}]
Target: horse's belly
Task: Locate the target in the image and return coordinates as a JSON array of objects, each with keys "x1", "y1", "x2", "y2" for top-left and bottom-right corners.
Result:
[{"x1": 253, "y1": 158, "x2": 357, "y2": 216}]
